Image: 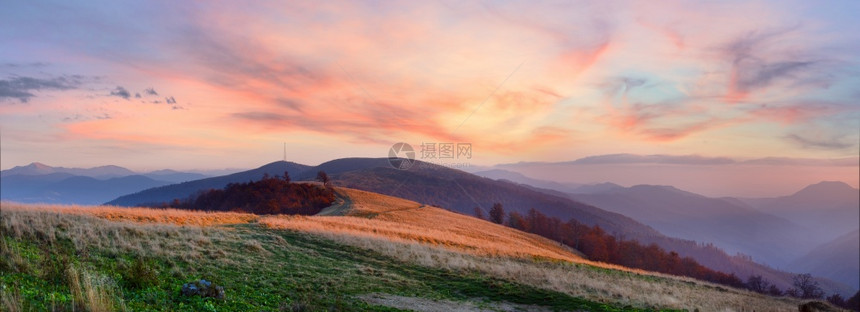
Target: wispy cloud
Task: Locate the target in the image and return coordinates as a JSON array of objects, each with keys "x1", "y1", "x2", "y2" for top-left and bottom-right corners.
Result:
[
  {"x1": 1, "y1": 0, "x2": 858, "y2": 171},
  {"x1": 0, "y1": 76, "x2": 83, "y2": 103},
  {"x1": 786, "y1": 133, "x2": 854, "y2": 150}
]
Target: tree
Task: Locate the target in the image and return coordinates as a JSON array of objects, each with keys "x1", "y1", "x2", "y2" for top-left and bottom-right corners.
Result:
[
  {"x1": 473, "y1": 207, "x2": 485, "y2": 220},
  {"x1": 488, "y1": 203, "x2": 505, "y2": 224},
  {"x1": 746, "y1": 275, "x2": 772, "y2": 294},
  {"x1": 507, "y1": 212, "x2": 527, "y2": 230},
  {"x1": 792, "y1": 273, "x2": 824, "y2": 299},
  {"x1": 283, "y1": 171, "x2": 291, "y2": 183},
  {"x1": 845, "y1": 290, "x2": 860, "y2": 311},
  {"x1": 827, "y1": 294, "x2": 846, "y2": 308},
  {"x1": 316, "y1": 171, "x2": 330, "y2": 187},
  {"x1": 767, "y1": 284, "x2": 783, "y2": 297}
]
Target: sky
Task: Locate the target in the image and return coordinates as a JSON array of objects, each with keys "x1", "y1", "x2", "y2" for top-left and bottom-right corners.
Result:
[{"x1": 1, "y1": 1, "x2": 858, "y2": 195}]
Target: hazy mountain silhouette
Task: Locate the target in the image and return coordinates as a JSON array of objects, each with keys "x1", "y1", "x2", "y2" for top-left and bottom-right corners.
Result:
[
  {"x1": 568, "y1": 183, "x2": 625, "y2": 194},
  {"x1": 107, "y1": 161, "x2": 310, "y2": 206},
  {"x1": 471, "y1": 173, "x2": 856, "y2": 295},
  {"x1": 1, "y1": 162, "x2": 136, "y2": 178},
  {"x1": 143, "y1": 169, "x2": 208, "y2": 183},
  {"x1": 0, "y1": 163, "x2": 215, "y2": 204},
  {"x1": 789, "y1": 230, "x2": 860, "y2": 289},
  {"x1": 473, "y1": 169, "x2": 583, "y2": 192},
  {"x1": 569, "y1": 185, "x2": 815, "y2": 268},
  {"x1": 739, "y1": 181, "x2": 859, "y2": 243},
  {"x1": 473, "y1": 169, "x2": 625, "y2": 194},
  {"x1": 1, "y1": 174, "x2": 169, "y2": 205}
]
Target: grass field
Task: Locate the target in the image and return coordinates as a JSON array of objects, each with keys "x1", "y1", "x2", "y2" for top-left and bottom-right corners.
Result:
[{"x1": 0, "y1": 189, "x2": 810, "y2": 311}]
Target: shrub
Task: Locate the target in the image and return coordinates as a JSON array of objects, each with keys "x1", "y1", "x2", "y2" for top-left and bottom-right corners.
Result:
[{"x1": 121, "y1": 257, "x2": 158, "y2": 289}]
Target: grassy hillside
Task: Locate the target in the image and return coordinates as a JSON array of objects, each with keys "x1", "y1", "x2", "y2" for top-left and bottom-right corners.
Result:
[
  {"x1": 0, "y1": 194, "x2": 813, "y2": 311},
  {"x1": 266, "y1": 187, "x2": 585, "y2": 262}
]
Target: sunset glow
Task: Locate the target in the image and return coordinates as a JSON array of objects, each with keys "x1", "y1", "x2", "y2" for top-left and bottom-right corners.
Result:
[{"x1": 2, "y1": 1, "x2": 858, "y2": 194}]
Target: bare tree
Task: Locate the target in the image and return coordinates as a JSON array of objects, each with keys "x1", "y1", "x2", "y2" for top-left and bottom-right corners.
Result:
[
  {"x1": 316, "y1": 171, "x2": 330, "y2": 188},
  {"x1": 746, "y1": 275, "x2": 771, "y2": 294},
  {"x1": 792, "y1": 273, "x2": 824, "y2": 299}
]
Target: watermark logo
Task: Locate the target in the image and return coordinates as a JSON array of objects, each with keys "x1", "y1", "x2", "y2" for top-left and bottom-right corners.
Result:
[
  {"x1": 419, "y1": 143, "x2": 472, "y2": 160},
  {"x1": 388, "y1": 142, "x2": 416, "y2": 170},
  {"x1": 388, "y1": 142, "x2": 473, "y2": 170}
]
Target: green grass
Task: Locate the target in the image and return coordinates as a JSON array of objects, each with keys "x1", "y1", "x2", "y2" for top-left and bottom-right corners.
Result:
[{"x1": 1, "y1": 220, "x2": 679, "y2": 312}]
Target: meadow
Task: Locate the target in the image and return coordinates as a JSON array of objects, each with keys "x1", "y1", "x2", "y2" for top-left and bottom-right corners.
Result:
[{"x1": 0, "y1": 190, "x2": 813, "y2": 311}]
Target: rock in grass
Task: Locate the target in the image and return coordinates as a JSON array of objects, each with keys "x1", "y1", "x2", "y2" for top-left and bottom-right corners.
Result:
[{"x1": 181, "y1": 279, "x2": 225, "y2": 299}]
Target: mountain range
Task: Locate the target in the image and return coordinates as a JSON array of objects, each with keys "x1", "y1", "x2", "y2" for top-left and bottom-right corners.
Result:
[
  {"x1": 470, "y1": 168, "x2": 859, "y2": 290},
  {"x1": 4, "y1": 159, "x2": 857, "y2": 296},
  {"x1": 568, "y1": 184, "x2": 815, "y2": 268},
  {"x1": 738, "y1": 181, "x2": 860, "y2": 243},
  {"x1": 0, "y1": 162, "x2": 210, "y2": 204}
]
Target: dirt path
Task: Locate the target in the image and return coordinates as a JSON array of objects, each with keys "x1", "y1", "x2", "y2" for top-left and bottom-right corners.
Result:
[{"x1": 315, "y1": 188, "x2": 354, "y2": 216}]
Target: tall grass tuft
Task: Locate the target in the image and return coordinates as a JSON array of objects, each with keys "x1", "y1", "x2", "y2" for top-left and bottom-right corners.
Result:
[
  {"x1": 67, "y1": 265, "x2": 123, "y2": 312},
  {"x1": 0, "y1": 285, "x2": 23, "y2": 312}
]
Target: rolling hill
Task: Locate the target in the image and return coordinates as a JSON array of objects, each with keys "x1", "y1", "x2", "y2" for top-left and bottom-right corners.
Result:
[
  {"x1": 106, "y1": 161, "x2": 310, "y2": 206},
  {"x1": 110, "y1": 158, "x2": 661, "y2": 238},
  {"x1": 264, "y1": 187, "x2": 585, "y2": 262},
  {"x1": 0, "y1": 191, "x2": 818, "y2": 311},
  {"x1": 105, "y1": 158, "x2": 857, "y2": 297},
  {"x1": 299, "y1": 158, "x2": 662, "y2": 238}
]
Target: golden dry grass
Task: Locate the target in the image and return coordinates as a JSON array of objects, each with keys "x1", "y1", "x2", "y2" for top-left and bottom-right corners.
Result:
[
  {"x1": 67, "y1": 266, "x2": 121, "y2": 312},
  {"x1": 258, "y1": 187, "x2": 809, "y2": 311},
  {"x1": 0, "y1": 202, "x2": 256, "y2": 263},
  {"x1": 0, "y1": 202, "x2": 257, "y2": 226},
  {"x1": 262, "y1": 188, "x2": 584, "y2": 262},
  {"x1": 316, "y1": 232, "x2": 806, "y2": 312},
  {"x1": 0, "y1": 192, "x2": 816, "y2": 311}
]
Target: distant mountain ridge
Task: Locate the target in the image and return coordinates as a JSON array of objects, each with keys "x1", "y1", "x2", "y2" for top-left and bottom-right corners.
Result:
[
  {"x1": 738, "y1": 181, "x2": 859, "y2": 243},
  {"x1": 789, "y1": 230, "x2": 860, "y2": 289},
  {"x1": 1, "y1": 174, "x2": 170, "y2": 205},
  {"x1": 1, "y1": 162, "x2": 210, "y2": 182},
  {"x1": 2, "y1": 162, "x2": 136, "y2": 178},
  {"x1": 473, "y1": 169, "x2": 583, "y2": 192},
  {"x1": 1, "y1": 162, "x2": 214, "y2": 204}
]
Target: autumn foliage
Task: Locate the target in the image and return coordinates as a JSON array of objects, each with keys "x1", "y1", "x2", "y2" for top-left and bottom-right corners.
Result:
[
  {"x1": 156, "y1": 174, "x2": 335, "y2": 215},
  {"x1": 494, "y1": 206, "x2": 746, "y2": 289}
]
